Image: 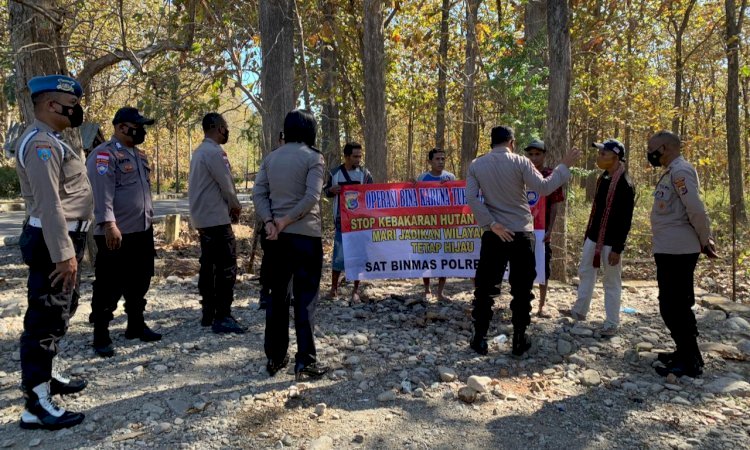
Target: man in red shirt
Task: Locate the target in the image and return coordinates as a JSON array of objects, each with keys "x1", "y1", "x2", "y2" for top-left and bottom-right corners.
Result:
[{"x1": 524, "y1": 139, "x2": 565, "y2": 317}]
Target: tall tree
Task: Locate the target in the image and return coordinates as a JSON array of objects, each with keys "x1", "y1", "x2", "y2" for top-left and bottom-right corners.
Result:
[
  {"x1": 435, "y1": 0, "x2": 451, "y2": 149},
  {"x1": 546, "y1": 0, "x2": 571, "y2": 281},
  {"x1": 259, "y1": 0, "x2": 296, "y2": 155},
  {"x1": 362, "y1": 0, "x2": 388, "y2": 181},
  {"x1": 460, "y1": 0, "x2": 481, "y2": 176},
  {"x1": 725, "y1": 0, "x2": 748, "y2": 223},
  {"x1": 320, "y1": 0, "x2": 341, "y2": 170}
]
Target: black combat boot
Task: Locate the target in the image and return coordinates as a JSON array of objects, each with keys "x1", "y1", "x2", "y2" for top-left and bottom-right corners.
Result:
[
  {"x1": 93, "y1": 322, "x2": 115, "y2": 358},
  {"x1": 19, "y1": 382, "x2": 85, "y2": 430},
  {"x1": 469, "y1": 322, "x2": 489, "y2": 356},
  {"x1": 266, "y1": 354, "x2": 290, "y2": 377},
  {"x1": 512, "y1": 329, "x2": 531, "y2": 358},
  {"x1": 124, "y1": 314, "x2": 162, "y2": 342},
  {"x1": 294, "y1": 361, "x2": 329, "y2": 381}
]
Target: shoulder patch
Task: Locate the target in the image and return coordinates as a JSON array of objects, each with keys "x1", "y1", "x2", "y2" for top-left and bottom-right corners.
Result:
[
  {"x1": 221, "y1": 151, "x2": 231, "y2": 171},
  {"x1": 35, "y1": 144, "x2": 52, "y2": 162},
  {"x1": 674, "y1": 176, "x2": 688, "y2": 195},
  {"x1": 96, "y1": 152, "x2": 110, "y2": 175}
]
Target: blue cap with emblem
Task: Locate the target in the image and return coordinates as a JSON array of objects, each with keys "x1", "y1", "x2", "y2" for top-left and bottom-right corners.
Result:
[{"x1": 27, "y1": 75, "x2": 83, "y2": 98}]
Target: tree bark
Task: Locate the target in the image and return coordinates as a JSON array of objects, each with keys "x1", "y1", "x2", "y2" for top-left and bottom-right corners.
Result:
[
  {"x1": 435, "y1": 0, "x2": 450, "y2": 149},
  {"x1": 9, "y1": 0, "x2": 67, "y2": 124},
  {"x1": 524, "y1": 0, "x2": 547, "y2": 44},
  {"x1": 320, "y1": 0, "x2": 341, "y2": 171},
  {"x1": 725, "y1": 0, "x2": 748, "y2": 222},
  {"x1": 460, "y1": 0, "x2": 481, "y2": 177},
  {"x1": 293, "y1": 0, "x2": 311, "y2": 109},
  {"x1": 362, "y1": 0, "x2": 388, "y2": 182},
  {"x1": 407, "y1": 109, "x2": 414, "y2": 180},
  {"x1": 670, "y1": 0, "x2": 696, "y2": 134},
  {"x1": 260, "y1": 0, "x2": 296, "y2": 155},
  {"x1": 742, "y1": 75, "x2": 750, "y2": 168},
  {"x1": 546, "y1": 0, "x2": 572, "y2": 282}
]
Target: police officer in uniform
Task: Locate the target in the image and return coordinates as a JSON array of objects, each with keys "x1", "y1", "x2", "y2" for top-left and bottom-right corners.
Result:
[
  {"x1": 647, "y1": 130, "x2": 717, "y2": 378},
  {"x1": 15, "y1": 75, "x2": 92, "y2": 429},
  {"x1": 86, "y1": 107, "x2": 161, "y2": 357},
  {"x1": 188, "y1": 112, "x2": 244, "y2": 333}
]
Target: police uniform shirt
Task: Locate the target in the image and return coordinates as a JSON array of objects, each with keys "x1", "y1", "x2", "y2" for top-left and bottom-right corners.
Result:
[
  {"x1": 86, "y1": 137, "x2": 154, "y2": 235},
  {"x1": 188, "y1": 138, "x2": 241, "y2": 229},
  {"x1": 650, "y1": 156, "x2": 712, "y2": 254},
  {"x1": 15, "y1": 119, "x2": 93, "y2": 263}
]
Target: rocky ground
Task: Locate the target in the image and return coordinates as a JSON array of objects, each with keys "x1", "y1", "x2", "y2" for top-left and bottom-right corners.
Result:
[{"x1": 0, "y1": 228, "x2": 749, "y2": 450}]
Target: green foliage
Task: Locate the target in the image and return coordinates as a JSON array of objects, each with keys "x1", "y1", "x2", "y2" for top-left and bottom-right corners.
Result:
[{"x1": 0, "y1": 165, "x2": 20, "y2": 198}]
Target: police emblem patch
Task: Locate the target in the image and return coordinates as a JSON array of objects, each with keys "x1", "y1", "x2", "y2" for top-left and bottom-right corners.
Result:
[
  {"x1": 526, "y1": 190, "x2": 540, "y2": 206},
  {"x1": 222, "y1": 151, "x2": 231, "y2": 171},
  {"x1": 57, "y1": 80, "x2": 75, "y2": 93},
  {"x1": 36, "y1": 146, "x2": 52, "y2": 162},
  {"x1": 96, "y1": 152, "x2": 110, "y2": 175},
  {"x1": 674, "y1": 176, "x2": 688, "y2": 195}
]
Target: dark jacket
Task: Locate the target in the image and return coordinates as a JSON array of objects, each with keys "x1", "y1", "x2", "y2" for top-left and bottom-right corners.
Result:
[{"x1": 585, "y1": 171, "x2": 635, "y2": 254}]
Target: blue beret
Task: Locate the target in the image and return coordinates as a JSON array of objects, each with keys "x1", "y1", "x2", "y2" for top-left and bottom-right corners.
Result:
[{"x1": 28, "y1": 75, "x2": 83, "y2": 98}]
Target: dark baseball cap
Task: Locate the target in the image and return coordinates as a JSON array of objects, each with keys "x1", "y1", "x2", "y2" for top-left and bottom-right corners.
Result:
[
  {"x1": 112, "y1": 107, "x2": 155, "y2": 126},
  {"x1": 592, "y1": 139, "x2": 626, "y2": 161},
  {"x1": 524, "y1": 139, "x2": 545, "y2": 152}
]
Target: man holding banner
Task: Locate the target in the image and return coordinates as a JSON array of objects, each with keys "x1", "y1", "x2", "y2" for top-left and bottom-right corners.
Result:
[{"x1": 466, "y1": 126, "x2": 580, "y2": 358}]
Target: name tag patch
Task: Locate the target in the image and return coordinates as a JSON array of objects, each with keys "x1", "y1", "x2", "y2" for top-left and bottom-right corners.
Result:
[{"x1": 96, "y1": 152, "x2": 110, "y2": 175}]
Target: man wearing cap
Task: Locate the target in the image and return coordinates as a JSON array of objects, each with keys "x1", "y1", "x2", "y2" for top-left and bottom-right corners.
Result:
[
  {"x1": 189, "y1": 112, "x2": 244, "y2": 333},
  {"x1": 15, "y1": 75, "x2": 91, "y2": 429},
  {"x1": 466, "y1": 126, "x2": 580, "y2": 358},
  {"x1": 569, "y1": 139, "x2": 635, "y2": 336},
  {"x1": 647, "y1": 130, "x2": 717, "y2": 378},
  {"x1": 523, "y1": 139, "x2": 565, "y2": 317},
  {"x1": 86, "y1": 107, "x2": 161, "y2": 358}
]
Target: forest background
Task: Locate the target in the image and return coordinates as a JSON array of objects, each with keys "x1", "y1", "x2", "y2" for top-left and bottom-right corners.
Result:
[{"x1": 0, "y1": 0, "x2": 748, "y2": 284}]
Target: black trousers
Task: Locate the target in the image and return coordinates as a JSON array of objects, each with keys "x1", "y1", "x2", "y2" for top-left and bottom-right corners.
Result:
[
  {"x1": 198, "y1": 224, "x2": 237, "y2": 319},
  {"x1": 89, "y1": 228, "x2": 155, "y2": 325},
  {"x1": 259, "y1": 228, "x2": 271, "y2": 302},
  {"x1": 472, "y1": 231, "x2": 536, "y2": 335},
  {"x1": 655, "y1": 253, "x2": 701, "y2": 360},
  {"x1": 264, "y1": 233, "x2": 322, "y2": 366},
  {"x1": 18, "y1": 225, "x2": 86, "y2": 390}
]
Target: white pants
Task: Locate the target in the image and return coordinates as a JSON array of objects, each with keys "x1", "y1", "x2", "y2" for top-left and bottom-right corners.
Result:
[{"x1": 572, "y1": 238, "x2": 622, "y2": 326}]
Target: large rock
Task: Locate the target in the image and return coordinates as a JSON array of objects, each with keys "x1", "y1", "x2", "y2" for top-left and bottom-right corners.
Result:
[
  {"x1": 377, "y1": 391, "x2": 397, "y2": 402},
  {"x1": 699, "y1": 342, "x2": 745, "y2": 360},
  {"x1": 703, "y1": 378, "x2": 750, "y2": 397},
  {"x1": 467, "y1": 375, "x2": 492, "y2": 393},
  {"x1": 437, "y1": 366, "x2": 457, "y2": 382},
  {"x1": 701, "y1": 294, "x2": 731, "y2": 309},
  {"x1": 557, "y1": 339, "x2": 573, "y2": 355},
  {"x1": 570, "y1": 327, "x2": 594, "y2": 337},
  {"x1": 309, "y1": 436, "x2": 334, "y2": 450},
  {"x1": 725, "y1": 317, "x2": 750, "y2": 332},
  {"x1": 581, "y1": 369, "x2": 601, "y2": 387},
  {"x1": 737, "y1": 339, "x2": 750, "y2": 357},
  {"x1": 458, "y1": 386, "x2": 477, "y2": 403}
]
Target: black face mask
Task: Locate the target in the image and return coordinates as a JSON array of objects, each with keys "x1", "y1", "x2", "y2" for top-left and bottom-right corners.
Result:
[
  {"x1": 220, "y1": 128, "x2": 229, "y2": 145},
  {"x1": 54, "y1": 102, "x2": 84, "y2": 128},
  {"x1": 647, "y1": 149, "x2": 663, "y2": 167},
  {"x1": 124, "y1": 125, "x2": 147, "y2": 145}
]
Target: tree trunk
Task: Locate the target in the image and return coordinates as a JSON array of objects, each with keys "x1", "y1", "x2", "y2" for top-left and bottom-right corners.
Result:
[
  {"x1": 293, "y1": 0, "x2": 311, "y2": 109},
  {"x1": 259, "y1": 0, "x2": 296, "y2": 156},
  {"x1": 742, "y1": 75, "x2": 750, "y2": 168},
  {"x1": 460, "y1": 0, "x2": 481, "y2": 177},
  {"x1": 435, "y1": 0, "x2": 450, "y2": 149},
  {"x1": 407, "y1": 109, "x2": 414, "y2": 180},
  {"x1": 546, "y1": 0, "x2": 571, "y2": 282},
  {"x1": 320, "y1": 0, "x2": 341, "y2": 171},
  {"x1": 495, "y1": 0, "x2": 503, "y2": 29},
  {"x1": 725, "y1": 0, "x2": 748, "y2": 222},
  {"x1": 9, "y1": 0, "x2": 67, "y2": 125},
  {"x1": 524, "y1": 0, "x2": 547, "y2": 44},
  {"x1": 362, "y1": 0, "x2": 388, "y2": 182}
]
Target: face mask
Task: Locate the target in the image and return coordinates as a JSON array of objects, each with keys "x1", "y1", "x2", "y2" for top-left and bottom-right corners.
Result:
[
  {"x1": 55, "y1": 102, "x2": 84, "y2": 128},
  {"x1": 647, "y1": 149, "x2": 663, "y2": 167},
  {"x1": 124, "y1": 125, "x2": 147, "y2": 145},
  {"x1": 220, "y1": 128, "x2": 229, "y2": 145}
]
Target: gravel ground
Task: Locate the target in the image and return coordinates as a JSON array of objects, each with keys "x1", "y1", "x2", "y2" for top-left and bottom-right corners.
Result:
[{"x1": 0, "y1": 233, "x2": 749, "y2": 450}]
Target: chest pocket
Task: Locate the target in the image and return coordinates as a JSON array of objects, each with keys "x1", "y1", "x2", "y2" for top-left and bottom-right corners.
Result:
[
  {"x1": 116, "y1": 157, "x2": 138, "y2": 186},
  {"x1": 653, "y1": 183, "x2": 674, "y2": 215},
  {"x1": 62, "y1": 154, "x2": 86, "y2": 194}
]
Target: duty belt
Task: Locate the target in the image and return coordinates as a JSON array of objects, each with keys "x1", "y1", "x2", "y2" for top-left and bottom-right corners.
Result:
[{"x1": 28, "y1": 217, "x2": 92, "y2": 233}]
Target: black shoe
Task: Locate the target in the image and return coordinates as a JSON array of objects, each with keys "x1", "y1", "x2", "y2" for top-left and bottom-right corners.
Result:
[
  {"x1": 657, "y1": 351, "x2": 677, "y2": 365},
  {"x1": 294, "y1": 362, "x2": 329, "y2": 381},
  {"x1": 512, "y1": 332, "x2": 531, "y2": 358},
  {"x1": 655, "y1": 359, "x2": 703, "y2": 378},
  {"x1": 50, "y1": 375, "x2": 87, "y2": 396},
  {"x1": 258, "y1": 296, "x2": 269, "y2": 311},
  {"x1": 20, "y1": 383, "x2": 85, "y2": 430},
  {"x1": 125, "y1": 324, "x2": 162, "y2": 342},
  {"x1": 469, "y1": 336, "x2": 488, "y2": 355},
  {"x1": 93, "y1": 325, "x2": 115, "y2": 358},
  {"x1": 266, "y1": 355, "x2": 290, "y2": 377},
  {"x1": 212, "y1": 316, "x2": 247, "y2": 334}
]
